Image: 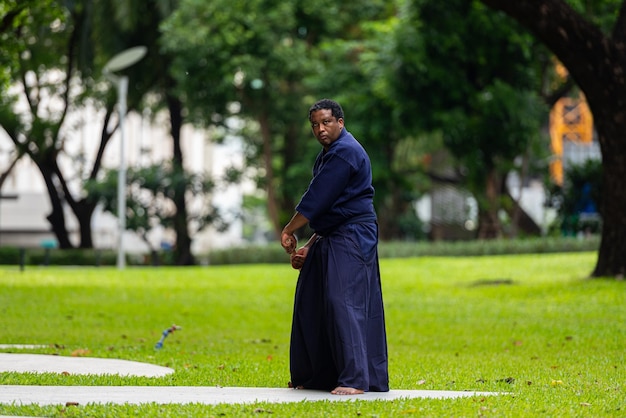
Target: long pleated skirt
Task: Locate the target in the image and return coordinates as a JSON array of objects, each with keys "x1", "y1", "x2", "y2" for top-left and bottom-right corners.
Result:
[{"x1": 289, "y1": 222, "x2": 389, "y2": 392}]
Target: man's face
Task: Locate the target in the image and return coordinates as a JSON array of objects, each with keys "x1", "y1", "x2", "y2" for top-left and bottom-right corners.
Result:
[{"x1": 310, "y1": 109, "x2": 344, "y2": 150}]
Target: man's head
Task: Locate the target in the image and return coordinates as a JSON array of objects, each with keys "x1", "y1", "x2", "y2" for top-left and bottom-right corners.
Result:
[
  {"x1": 308, "y1": 99, "x2": 345, "y2": 150},
  {"x1": 308, "y1": 99, "x2": 344, "y2": 122}
]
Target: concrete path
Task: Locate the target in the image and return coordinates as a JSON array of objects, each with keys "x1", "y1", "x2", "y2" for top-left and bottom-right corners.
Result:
[
  {"x1": 0, "y1": 351, "x2": 502, "y2": 406},
  {"x1": 0, "y1": 353, "x2": 173, "y2": 378},
  {"x1": 0, "y1": 385, "x2": 499, "y2": 406}
]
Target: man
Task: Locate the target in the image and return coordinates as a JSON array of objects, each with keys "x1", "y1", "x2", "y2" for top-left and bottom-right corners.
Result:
[{"x1": 281, "y1": 99, "x2": 389, "y2": 395}]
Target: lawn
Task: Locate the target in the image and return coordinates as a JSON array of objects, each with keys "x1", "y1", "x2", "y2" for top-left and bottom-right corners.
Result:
[{"x1": 0, "y1": 252, "x2": 624, "y2": 417}]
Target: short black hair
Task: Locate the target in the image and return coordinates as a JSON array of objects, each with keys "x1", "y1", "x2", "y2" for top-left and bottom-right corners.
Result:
[{"x1": 308, "y1": 99, "x2": 344, "y2": 122}]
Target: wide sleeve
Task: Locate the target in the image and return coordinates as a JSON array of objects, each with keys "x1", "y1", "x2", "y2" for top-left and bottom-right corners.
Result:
[{"x1": 296, "y1": 154, "x2": 352, "y2": 223}]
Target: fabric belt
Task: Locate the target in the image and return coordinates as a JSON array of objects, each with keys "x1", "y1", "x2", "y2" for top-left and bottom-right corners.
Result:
[{"x1": 316, "y1": 213, "x2": 377, "y2": 237}]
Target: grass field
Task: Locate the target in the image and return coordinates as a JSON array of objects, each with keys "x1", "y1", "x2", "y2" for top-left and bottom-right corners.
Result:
[{"x1": 0, "y1": 252, "x2": 624, "y2": 417}]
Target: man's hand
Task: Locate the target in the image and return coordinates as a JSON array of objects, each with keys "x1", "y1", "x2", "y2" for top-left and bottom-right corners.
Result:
[
  {"x1": 290, "y1": 246, "x2": 309, "y2": 270},
  {"x1": 281, "y1": 231, "x2": 297, "y2": 254}
]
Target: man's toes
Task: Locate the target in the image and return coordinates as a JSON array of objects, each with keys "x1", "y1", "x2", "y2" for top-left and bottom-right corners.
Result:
[{"x1": 331, "y1": 386, "x2": 364, "y2": 395}]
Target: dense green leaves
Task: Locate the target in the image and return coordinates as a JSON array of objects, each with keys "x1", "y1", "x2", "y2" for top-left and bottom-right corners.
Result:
[
  {"x1": 86, "y1": 164, "x2": 225, "y2": 252},
  {"x1": 0, "y1": 0, "x2": 66, "y2": 88},
  {"x1": 160, "y1": 0, "x2": 398, "y2": 237},
  {"x1": 4, "y1": 0, "x2": 623, "y2": 261},
  {"x1": 391, "y1": 0, "x2": 548, "y2": 237}
]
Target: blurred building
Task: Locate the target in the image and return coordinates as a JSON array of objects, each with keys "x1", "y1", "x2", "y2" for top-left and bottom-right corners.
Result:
[{"x1": 0, "y1": 105, "x2": 250, "y2": 254}]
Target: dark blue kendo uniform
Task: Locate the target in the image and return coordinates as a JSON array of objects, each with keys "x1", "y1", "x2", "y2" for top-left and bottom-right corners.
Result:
[{"x1": 290, "y1": 127, "x2": 389, "y2": 392}]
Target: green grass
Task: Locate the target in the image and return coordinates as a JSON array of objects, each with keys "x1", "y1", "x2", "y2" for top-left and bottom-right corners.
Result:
[{"x1": 0, "y1": 252, "x2": 624, "y2": 417}]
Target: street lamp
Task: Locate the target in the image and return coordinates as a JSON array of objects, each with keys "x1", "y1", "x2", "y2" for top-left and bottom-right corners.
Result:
[{"x1": 104, "y1": 46, "x2": 147, "y2": 269}]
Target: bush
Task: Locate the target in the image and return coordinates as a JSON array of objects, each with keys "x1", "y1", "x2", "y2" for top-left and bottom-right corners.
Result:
[
  {"x1": 0, "y1": 235, "x2": 600, "y2": 267},
  {"x1": 205, "y1": 235, "x2": 600, "y2": 265},
  {"x1": 0, "y1": 247, "x2": 118, "y2": 266}
]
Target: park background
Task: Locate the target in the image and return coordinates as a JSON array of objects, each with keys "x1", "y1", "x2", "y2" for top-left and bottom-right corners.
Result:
[
  {"x1": 2, "y1": 2, "x2": 626, "y2": 417},
  {"x1": 2, "y1": 0, "x2": 623, "y2": 277}
]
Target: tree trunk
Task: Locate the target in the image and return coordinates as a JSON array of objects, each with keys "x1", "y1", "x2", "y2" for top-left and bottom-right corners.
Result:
[
  {"x1": 72, "y1": 106, "x2": 115, "y2": 249},
  {"x1": 258, "y1": 111, "x2": 282, "y2": 239},
  {"x1": 73, "y1": 200, "x2": 97, "y2": 248},
  {"x1": 592, "y1": 121, "x2": 626, "y2": 277},
  {"x1": 477, "y1": 168, "x2": 502, "y2": 239},
  {"x1": 504, "y1": 190, "x2": 541, "y2": 237},
  {"x1": 37, "y1": 161, "x2": 73, "y2": 249},
  {"x1": 167, "y1": 92, "x2": 195, "y2": 265},
  {"x1": 480, "y1": 0, "x2": 626, "y2": 277}
]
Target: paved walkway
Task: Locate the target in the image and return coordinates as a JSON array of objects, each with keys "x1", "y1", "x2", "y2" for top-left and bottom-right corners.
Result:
[
  {"x1": 0, "y1": 351, "x2": 502, "y2": 406},
  {"x1": 0, "y1": 353, "x2": 173, "y2": 377},
  {"x1": 0, "y1": 385, "x2": 499, "y2": 406}
]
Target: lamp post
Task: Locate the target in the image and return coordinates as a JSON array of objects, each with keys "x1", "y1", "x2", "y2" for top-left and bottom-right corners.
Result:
[{"x1": 103, "y1": 46, "x2": 147, "y2": 269}]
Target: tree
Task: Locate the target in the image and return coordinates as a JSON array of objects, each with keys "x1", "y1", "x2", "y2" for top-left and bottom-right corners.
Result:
[
  {"x1": 86, "y1": 164, "x2": 225, "y2": 265},
  {"x1": 547, "y1": 159, "x2": 603, "y2": 236},
  {"x1": 478, "y1": 0, "x2": 626, "y2": 276},
  {"x1": 305, "y1": 11, "x2": 432, "y2": 240},
  {"x1": 161, "y1": 0, "x2": 395, "y2": 239},
  {"x1": 1, "y1": 0, "x2": 224, "y2": 265},
  {"x1": 396, "y1": 0, "x2": 548, "y2": 239},
  {"x1": 92, "y1": 0, "x2": 214, "y2": 265},
  {"x1": 0, "y1": 0, "x2": 109, "y2": 248}
]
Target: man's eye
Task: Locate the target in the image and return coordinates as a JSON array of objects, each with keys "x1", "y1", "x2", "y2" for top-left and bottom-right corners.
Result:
[{"x1": 323, "y1": 120, "x2": 331, "y2": 125}]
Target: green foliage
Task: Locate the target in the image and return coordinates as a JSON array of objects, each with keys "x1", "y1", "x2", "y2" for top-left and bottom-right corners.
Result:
[
  {"x1": 3, "y1": 0, "x2": 617, "y2": 262},
  {"x1": 378, "y1": 235, "x2": 599, "y2": 258},
  {"x1": 2, "y1": 252, "x2": 625, "y2": 417},
  {"x1": 0, "y1": 246, "x2": 22, "y2": 264},
  {"x1": 393, "y1": 0, "x2": 549, "y2": 235},
  {"x1": 0, "y1": 0, "x2": 111, "y2": 249},
  {"x1": 547, "y1": 160, "x2": 603, "y2": 236},
  {"x1": 304, "y1": 2, "x2": 430, "y2": 239},
  {"x1": 0, "y1": 0, "x2": 71, "y2": 135},
  {"x1": 160, "y1": 0, "x2": 400, "y2": 233},
  {"x1": 85, "y1": 163, "x2": 225, "y2": 251},
  {"x1": 161, "y1": 0, "x2": 318, "y2": 231},
  {"x1": 0, "y1": 0, "x2": 66, "y2": 89},
  {"x1": 0, "y1": 247, "x2": 178, "y2": 267},
  {"x1": 0, "y1": 236, "x2": 599, "y2": 266},
  {"x1": 27, "y1": 248, "x2": 118, "y2": 266},
  {"x1": 565, "y1": 0, "x2": 622, "y2": 32},
  {"x1": 206, "y1": 236, "x2": 599, "y2": 265},
  {"x1": 161, "y1": 0, "x2": 310, "y2": 123}
]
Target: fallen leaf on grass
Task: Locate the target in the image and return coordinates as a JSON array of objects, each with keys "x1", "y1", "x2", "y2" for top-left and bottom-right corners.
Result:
[
  {"x1": 496, "y1": 377, "x2": 515, "y2": 384},
  {"x1": 71, "y1": 349, "x2": 91, "y2": 357},
  {"x1": 253, "y1": 408, "x2": 273, "y2": 414}
]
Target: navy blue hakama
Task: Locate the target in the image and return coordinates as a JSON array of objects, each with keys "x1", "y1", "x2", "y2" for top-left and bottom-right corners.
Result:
[{"x1": 289, "y1": 221, "x2": 389, "y2": 392}]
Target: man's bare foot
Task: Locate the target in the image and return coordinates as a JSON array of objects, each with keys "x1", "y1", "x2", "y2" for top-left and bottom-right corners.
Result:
[
  {"x1": 331, "y1": 386, "x2": 364, "y2": 395},
  {"x1": 287, "y1": 381, "x2": 304, "y2": 389}
]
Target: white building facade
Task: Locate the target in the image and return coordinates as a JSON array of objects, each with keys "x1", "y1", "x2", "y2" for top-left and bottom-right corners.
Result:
[{"x1": 0, "y1": 103, "x2": 248, "y2": 255}]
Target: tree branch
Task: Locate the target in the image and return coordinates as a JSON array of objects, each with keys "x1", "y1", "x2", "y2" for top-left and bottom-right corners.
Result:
[
  {"x1": 613, "y1": 0, "x2": 626, "y2": 41},
  {"x1": 479, "y1": 0, "x2": 613, "y2": 104}
]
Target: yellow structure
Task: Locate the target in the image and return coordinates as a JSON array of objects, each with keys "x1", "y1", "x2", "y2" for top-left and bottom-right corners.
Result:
[
  {"x1": 548, "y1": 60, "x2": 594, "y2": 185},
  {"x1": 548, "y1": 94, "x2": 594, "y2": 186}
]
